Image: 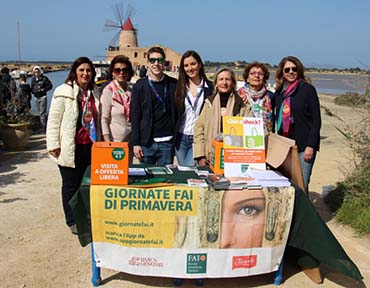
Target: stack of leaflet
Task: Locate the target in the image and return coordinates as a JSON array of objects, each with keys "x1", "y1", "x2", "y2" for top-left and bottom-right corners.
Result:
[{"x1": 245, "y1": 169, "x2": 291, "y2": 188}]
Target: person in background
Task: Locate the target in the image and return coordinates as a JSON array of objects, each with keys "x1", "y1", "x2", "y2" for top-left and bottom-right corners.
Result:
[
  {"x1": 139, "y1": 65, "x2": 147, "y2": 78},
  {"x1": 1, "y1": 67, "x2": 16, "y2": 105},
  {"x1": 237, "y1": 62, "x2": 274, "y2": 132},
  {"x1": 174, "y1": 50, "x2": 214, "y2": 166},
  {"x1": 17, "y1": 74, "x2": 32, "y2": 113},
  {"x1": 193, "y1": 68, "x2": 247, "y2": 166},
  {"x1": 100, "y1": 55, "x2": 134, "y2": 163},
  {"x1": 274, "y1": 56, "x2": 321, "y2": 193},
  {"x1": 31, "y1": 66, "x2": 53, "y2": 132},
  {"x1": 131, "y1": 46, "x2": 177, "y2": 165},
  {"x1": 46, "y1": 57, "x2": 101, "y2": 234}
]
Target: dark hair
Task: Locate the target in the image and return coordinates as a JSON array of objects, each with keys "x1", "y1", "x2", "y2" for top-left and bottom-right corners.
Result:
[
  {"x1": 243, "y1": 62, "x2": 269, "y2": 84},
  {"x1": 1, "y1": 67, "x2": 10, "y2": 74},
  {"x1": 108, "y1": 55, "x2": 134, "y2": 82},
  {"x1": 19, "y1": 74, "x2": 27, "y2": 81},
  {"x1": 275, "y1": 56, "x2": 306, "y2": 92},
  {"x1": 65, "y1": 57, "x2": 96, "y2": 90},
  {"x1": 174, "y1": 50, "x2": 208, "y2": 108},
  {"x1": 214, "y1": 67, "x2": 237, "y2": 94},
  {"x1": 147, "y1": 46, "x2": 166, "y2": 60}
]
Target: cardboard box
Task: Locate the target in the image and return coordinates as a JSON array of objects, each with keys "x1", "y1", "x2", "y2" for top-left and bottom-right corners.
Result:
[
  {"x1": 210, "y1": 140, "x2": 224, "y2": 175},
  {"x1": 91, "y1": 142, "x2": 129, "y2": 185},
  {"x1": 265, "y1": 133, "x2": 306, "y2": 193}
]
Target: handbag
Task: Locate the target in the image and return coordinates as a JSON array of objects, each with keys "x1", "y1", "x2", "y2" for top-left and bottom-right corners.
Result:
[
  {"x1": 245, "y1": 127, "x2": 264, "y2": 148},
  {"x1": 223, "y1": 126, "x2": 242, "y2": 147}
]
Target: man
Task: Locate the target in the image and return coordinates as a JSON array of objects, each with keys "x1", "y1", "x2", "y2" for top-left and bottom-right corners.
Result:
[
  {"x1": 131, "y1": 46, "x2": 177, "y2": 165},
  {"x1": 31, "y1": 66, "x2": 53, "y2": 132},
  {"x1": 1, "y1": 67, "x2": 16, "y2": 106}
]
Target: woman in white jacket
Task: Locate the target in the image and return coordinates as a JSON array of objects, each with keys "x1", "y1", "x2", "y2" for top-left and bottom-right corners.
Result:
[{"x1": 46, "y1": 57, "x2": 101, "y2": 233}]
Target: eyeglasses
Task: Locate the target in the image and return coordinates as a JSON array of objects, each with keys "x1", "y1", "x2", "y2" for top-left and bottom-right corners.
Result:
[
  {"x1": 113, "y1": 67, "x2": 129, "y2": 74},
  {"x1": 148, "y1": 57, "x2": 165, "y2": 64},
  {"x1": 284, "y1": 67, "x2": 298, "y2": 73},
  {"x1": 249, "y1": 72, "x2": 265, "y2": 77}
]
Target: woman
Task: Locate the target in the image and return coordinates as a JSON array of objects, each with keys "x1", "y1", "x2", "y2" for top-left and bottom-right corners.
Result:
[
  {"x1": 237, "y1": 62, "x2": 274, "y2": 132},
  {"x1": 193, "y1": 68, "x2": 247, "y2": 166},
  {"x1": 220, "y1": 189, "x2": 266, "y2": 248},
  {"x1": 174, "y1": 50, "x2": 214, "y2": 166},
  {"x1": 100, "y1": 55, "x2": 134, "y2": 162},
  {"x1": 46, "y1": 57, "x2": 100, "y2": 233},
  {"x1": 17, "y1": 74, "x2": 32, "y2": 113},
  {"x1": 274, "y1": 56, "x2": 321, "y2": 192}
]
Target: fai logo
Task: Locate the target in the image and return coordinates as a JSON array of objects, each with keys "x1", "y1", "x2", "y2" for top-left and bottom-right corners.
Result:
[
  {"x1": 186, "y1": 253, "x2": 207, "y2": 274},
  {"x1": 232, "y1": 255, "x2": 257, "y2": 270}
]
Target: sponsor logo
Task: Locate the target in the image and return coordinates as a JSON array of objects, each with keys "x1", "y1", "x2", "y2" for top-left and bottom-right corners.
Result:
[
  {"x1": 112, "y1": 148, "x2": 125, "y2": 160},
  {"x1": 187, "y1": 253, "x2": 207, "y2": 274},
  {"x1": 232, "y1": 255, "x2": 257, "y2": 270},
  {"x1": 128, "y1": 256, "x2": 163, "y2": 268}
]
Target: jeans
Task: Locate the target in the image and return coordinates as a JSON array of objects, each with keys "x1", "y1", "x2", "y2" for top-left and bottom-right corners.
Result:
[
  {"x1": 58, "y1": 144, "x2": 92, "y2": 227},
  {"x1": 175, "y1": 133, "x2": 196, "y2": 166},
  {"x1": 142, "y1": 141, "x2": 174, "y2": 166},
  {"x1": 35, "y1": 95, "x2": 47, "y2": 128},
  {"x1": 299, "y1": 151, "x2": 316, "y2": 192}
]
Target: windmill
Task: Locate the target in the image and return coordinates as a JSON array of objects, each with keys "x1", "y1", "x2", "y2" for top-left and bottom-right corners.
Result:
[{"x1": 104, "y1": 3, "x2": 138, "y2": 51}]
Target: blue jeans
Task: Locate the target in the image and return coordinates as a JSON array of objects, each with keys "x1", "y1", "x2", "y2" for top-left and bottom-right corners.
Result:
[
  {"x1": 142, "y1": 141, "x2": 174, "y2": 166},
  {"x1": 299, "y1": 151, "x2": 316, "y2": 192},
  {"x1": 175, "y1": 133, "x2": 196, "y2": 166}
]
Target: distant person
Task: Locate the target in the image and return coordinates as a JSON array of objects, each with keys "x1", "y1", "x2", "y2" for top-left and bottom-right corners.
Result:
[
  {"x1": 274, "y1": 56, "x2": 321, "y2": 193},
  {"x1": 1, "y1": 67, "x2": 16, "y2": 105},
  {"x1": 193, "y1": 68, "x2": 248, "y2": 166},
  {"x1": 31, "y1": 66, "x2": 53, "y2": 132},
  {"x1": 100, "y1": 55, "x2": 134, "y2": 163},
  {"x1": 17, "y1": 74, "x2": 32, "y2": 113},
  {"x1": 131, "y1": 46, "x2": 177, "y2": 165},
  {"x1": 237, "y1": 62, "x2": 275, "y2": 132},
  {"x1": 174, "y1": 50, "x2": 214, "y2": 166},
  {"x1": 46, "y1": 57, "x2": 101, "y2": 234},
  {"x1": 139, "y1": 65, "x2": 147, "y2": 78}
]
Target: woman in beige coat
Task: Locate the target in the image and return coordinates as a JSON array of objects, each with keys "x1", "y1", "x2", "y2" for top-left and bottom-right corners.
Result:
[
  {"x1": 47, "y1": 57, "x2": 101, "y2": 233},
  {"x1": 193, "y1": 68, "x2": 247, "y2": 166}
]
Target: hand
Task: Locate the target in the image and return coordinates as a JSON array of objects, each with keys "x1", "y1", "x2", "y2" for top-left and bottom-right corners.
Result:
[
  {"x1": 133, "y1": 145, "x2": 144, "y2": 160},
  {"x1": 197, "y1": 157, "x2": 208, "y2": 166},
  {"x1": 103, "y1": 134, "x2": 111, "y2": 142},
  {"x1": 304, "y1": 146, "x2": 314, "y2": 162},
  {"x1": 49, "y1": 148, "x2": 61, "y2": 158}
]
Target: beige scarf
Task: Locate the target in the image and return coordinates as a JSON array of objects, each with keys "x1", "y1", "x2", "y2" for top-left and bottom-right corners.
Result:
[{"x1": 207, "y1": 92, "x2": 236, "y2": 156}]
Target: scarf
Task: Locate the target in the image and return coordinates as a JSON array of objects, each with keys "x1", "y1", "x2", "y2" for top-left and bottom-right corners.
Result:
[
  {"x1": 108, "y1": 80, "x2": 131, "y2": 122},
  {"x1": 277, "y1": 79, "x2": 302, "y2": 137},
  {"x1": 80, "y1": 90, "x2": 97, "y2": 142},
  {"x1": 239, "y1": 84, "x2": 273, "y2": 132}
]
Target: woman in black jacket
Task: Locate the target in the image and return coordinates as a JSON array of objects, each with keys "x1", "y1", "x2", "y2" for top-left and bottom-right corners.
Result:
[{"x1": 275, "y1": 56, "x2": 321, "y2": 192}]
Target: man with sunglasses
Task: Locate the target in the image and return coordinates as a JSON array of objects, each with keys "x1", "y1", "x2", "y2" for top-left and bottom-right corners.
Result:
[{"x1": 131, "y1": 46, "x2": 178, "y2": 165}]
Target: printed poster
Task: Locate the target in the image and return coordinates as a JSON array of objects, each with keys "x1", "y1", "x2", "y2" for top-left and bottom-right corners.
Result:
[{"x1": 90, "y1": 185, "x2": 295, "y2": 278}]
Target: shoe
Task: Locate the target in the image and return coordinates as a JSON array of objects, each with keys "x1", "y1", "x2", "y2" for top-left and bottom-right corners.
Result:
[
  {"x1": 69, "y1": 224, "x2": 78, "y2": 235},
  {"x1": 302, "y1": 267, "x2": 323, "y2": 284},
  {"x1": 174, "y1": 279, "x2": 183, "y2": 286},
  {"x1": 194, "y1": 278, "x2": 204, "y2": 286}
]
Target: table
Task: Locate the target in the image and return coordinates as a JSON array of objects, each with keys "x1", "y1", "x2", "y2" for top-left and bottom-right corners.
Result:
[{"x1": 70, "y1": 166, "x2": 363, "y2": 285}]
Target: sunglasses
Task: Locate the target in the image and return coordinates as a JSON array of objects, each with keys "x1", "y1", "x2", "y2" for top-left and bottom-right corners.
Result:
[
  {"x1": 284, "y1": 67, "x2": 298, "y2": 73},
  {"x1": 113, "y1": 67, "x2": 129, "y2": 74},
  {"x1": 148, "y1": 57, "x2": 165, "y2": 64}
]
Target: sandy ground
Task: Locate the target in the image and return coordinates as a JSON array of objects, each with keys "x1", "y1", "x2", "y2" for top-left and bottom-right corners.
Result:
[{"x1": 0, "y1": 94, "x2": 369, "y2": 288}]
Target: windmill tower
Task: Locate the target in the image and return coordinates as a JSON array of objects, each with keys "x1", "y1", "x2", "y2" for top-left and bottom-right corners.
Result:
[{"x1": 104, "y1": 3, "x2": 138, "y2": 50}]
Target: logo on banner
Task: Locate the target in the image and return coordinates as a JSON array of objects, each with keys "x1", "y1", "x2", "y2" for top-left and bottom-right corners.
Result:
[
  {"x1": 112, "y1": 148, "x2": 125, "y2": 160},
  {"x1": 128, "y1": 256, "x2": 163, "y2": 268},
  {"x1": 232, "y1": 255, "x2": 257, "y2": 270},
  {"x1": 186, "y1": 253, "x2": 207, "y2": 274}
]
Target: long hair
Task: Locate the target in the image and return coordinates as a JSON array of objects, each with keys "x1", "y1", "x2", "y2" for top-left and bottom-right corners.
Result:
[
  {"x1": 65, "y1": 57, "x2": 96, "y2": 90},
  {"x1": 275, "y1": 56, "x2": 306, "y2": 93},
  {"x1": 108, "y1": 55, "x2": 134, "y2": 82},
  {"x1": 214, "y1": 67, "x2": 237, "y2": 94},
  {"x1": 174, "y1": 50, "x2": 208, "y2": 108}
]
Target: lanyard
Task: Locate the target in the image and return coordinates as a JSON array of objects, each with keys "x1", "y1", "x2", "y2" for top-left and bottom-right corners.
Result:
[
  {"x1": 148, "y1": 78, "x2": 168, "y2": 112},
  {"x1": 186, "y1": 83, "x2": 204, "y2": 113}
]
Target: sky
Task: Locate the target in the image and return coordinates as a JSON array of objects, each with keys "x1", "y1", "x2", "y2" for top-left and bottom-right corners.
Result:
[{"x1": 1, "y1": 0, "x2": 370, "y2": 68}]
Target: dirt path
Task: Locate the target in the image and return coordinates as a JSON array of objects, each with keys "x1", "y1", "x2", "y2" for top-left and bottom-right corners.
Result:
[{"x1": 0, "y1": 94, "x2": 369, "y2": 288}]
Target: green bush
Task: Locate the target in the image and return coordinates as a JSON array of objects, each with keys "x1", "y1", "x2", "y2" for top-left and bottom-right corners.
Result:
[{"x1": 334, "y1": 92, "x2": 369, "y2": 107}]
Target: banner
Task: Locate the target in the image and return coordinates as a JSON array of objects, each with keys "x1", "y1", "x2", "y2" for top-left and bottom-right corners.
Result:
[
  {"x1": 223, "y1": 116, "x2": 266, "y2": 177},
  {"x1": 91, "y1": 185, "x2": 295, "y2": 278}
]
